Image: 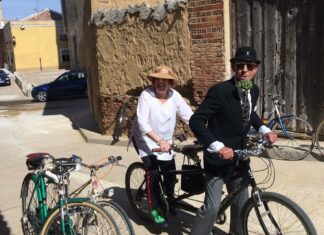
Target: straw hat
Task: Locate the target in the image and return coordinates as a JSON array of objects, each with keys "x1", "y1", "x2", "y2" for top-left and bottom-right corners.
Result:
[{"x1": 148, "y1": 65, "x2": 176, "y2": 80}]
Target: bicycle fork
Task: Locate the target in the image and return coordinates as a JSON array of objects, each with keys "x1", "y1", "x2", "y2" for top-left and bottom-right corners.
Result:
[{"x1": 252, "y1": 188, "x2": 282, "y2": 235}]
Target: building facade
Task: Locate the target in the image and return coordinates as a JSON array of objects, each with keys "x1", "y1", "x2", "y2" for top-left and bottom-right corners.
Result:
[{"x1": 3, "y1": 9, "x2": 70, "y2": 72}]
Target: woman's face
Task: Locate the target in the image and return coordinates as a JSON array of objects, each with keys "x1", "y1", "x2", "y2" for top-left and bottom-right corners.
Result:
[{"x1": 152, "y1": 78, "x2": 172, "y2": 98}]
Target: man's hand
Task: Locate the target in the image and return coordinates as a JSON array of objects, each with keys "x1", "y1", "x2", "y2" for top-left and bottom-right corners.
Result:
[
  {"x1": 218, "y1": 146, "x2": 234, "y2": 160},
  {"x1": 264, "y1": 132, "x2": 278, "y2": 143}
]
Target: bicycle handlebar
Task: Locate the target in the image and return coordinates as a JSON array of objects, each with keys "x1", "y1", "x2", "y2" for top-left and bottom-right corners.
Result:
[
  {"x1": 234, "y1": 140, "x2": 274, "y2": 162},
  {"x1": 152, "y1": 142, "x2": 204, "y2": 154},
  {"x1": 82, "y1": 156, "x2": 123, "y2": 171}
]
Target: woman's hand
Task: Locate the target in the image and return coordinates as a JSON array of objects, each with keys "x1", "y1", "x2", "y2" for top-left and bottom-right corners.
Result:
[{"x1": 159, "y1": 139, "x2": 171, "y2": 152}]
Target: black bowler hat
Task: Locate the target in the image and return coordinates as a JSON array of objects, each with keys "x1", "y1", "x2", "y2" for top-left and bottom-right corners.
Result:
[{"x1": 230, "y1": 46, "x2": 260, "y2": 64}]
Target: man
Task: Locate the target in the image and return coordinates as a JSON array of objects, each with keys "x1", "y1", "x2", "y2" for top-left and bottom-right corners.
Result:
[{"x1": 189, "y1": 46, "x2": 277, "y2": 235}]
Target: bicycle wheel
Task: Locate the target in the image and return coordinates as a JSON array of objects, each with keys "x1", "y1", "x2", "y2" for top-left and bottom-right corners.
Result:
[
  {"x1": 98, "y1": 200, "x2": 135, "y2": 235},
  {"x1": 241, "y1": 192, "x2": 317, "y2": 235},
  {"x1": 316, "y1": 120, "x2": 324, "y2": 156},
  {"x1": 21, "y1": 173, "x2": 40, "y2": 235},
  {"x1": 125, "y1": 162, "x2": 152, "y2": 222},
  {"x1": 112, "y1": 106, "x2": 125, "y2": 142},
  {"x1": 40, "y1": 201, "x2": 120, "y2": 235},
  {"x1": 270, "y1": 116, "x2": 314, "y2": 160}
]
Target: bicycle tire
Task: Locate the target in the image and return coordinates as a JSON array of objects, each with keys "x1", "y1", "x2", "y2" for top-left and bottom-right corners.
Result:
[
  {"x1": 270, "y1": 116, "x2": 314, "y2": 160},
  {"x1": 316, "y1": 120, "x2": 324, "y2": 156},
  {"x1": 98, "y1": 200, "x2": 135, "y2": 235},
  {"x1": 21, "y1": 173, "x2": 40, "y2": 235},
  {"x1": 21, "y1": 173, "x2": 60, "y2": 235},
  {"x1": 40, "y1": 201, "x2": 120, "y2": 235},
  {"x1": 241, "y1": 191, "x2": 317, "y2": 235},
  {"x1": 112, "y1": 106, "x2": 125, "y2": 142},
  {"x1": 125, "y1": 162, "x2": 153, "y2": 222}
]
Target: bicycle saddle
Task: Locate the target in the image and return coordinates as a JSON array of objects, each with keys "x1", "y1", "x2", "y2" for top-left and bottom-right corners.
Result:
[
  {"x1": 26, "y1": 152, "x2": 54, "y2": 170},
  {"x1": 181, "y1": 144, "x2": 203, "y2": 155}
]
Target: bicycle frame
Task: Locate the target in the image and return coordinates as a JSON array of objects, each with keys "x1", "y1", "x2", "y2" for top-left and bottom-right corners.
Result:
[
  {"x1": 158, "y1": 157, "x2": 283, "y2": 234},
  {"x1": 158, "y1": 167, "x2": 204, "y2": 213},
  {"x1": 28, "y1": 170, "x2": 89, "y2": 233}
]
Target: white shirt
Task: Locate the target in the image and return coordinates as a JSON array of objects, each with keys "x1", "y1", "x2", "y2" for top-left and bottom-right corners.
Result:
[
  {"x1": 132, "y1": 87, "x2": 193, "y2": 160},
  {"x1": 207, "y1": 88, "x2": 271, "y2": 153}
]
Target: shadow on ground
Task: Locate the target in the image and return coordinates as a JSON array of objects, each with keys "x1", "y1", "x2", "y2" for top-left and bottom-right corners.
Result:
[
  {"x1": 106, "y1": 186, "x2": 227, "y2": 235},
  {"x1": 0, "y1": 211, "x2": 11, "y2": 235},
  {"x1": 41, "y1": 97, "x2": 99, "y2": 133}
]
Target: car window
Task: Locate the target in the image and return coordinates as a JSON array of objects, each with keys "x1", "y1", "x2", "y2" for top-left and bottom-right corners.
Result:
[
  {"x1": 57, "y1": 74, "x2": 68, "y2": 82},
  {"x1": 56, "y1": 71, "x2": 85, "y2": 82},
  {"x1": 78, "y1": 72, "x2": 85, "y2": 79}
]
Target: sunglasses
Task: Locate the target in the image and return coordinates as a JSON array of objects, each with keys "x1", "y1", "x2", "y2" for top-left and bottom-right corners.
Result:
[{"x1": 235, "y1": 63, "x2": 258, "y2": 71}]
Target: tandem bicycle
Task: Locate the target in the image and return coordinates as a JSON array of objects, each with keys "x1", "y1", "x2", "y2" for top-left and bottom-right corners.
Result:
[{"x1": 125, "y1": 139, "x2": 317, "y2": 234}]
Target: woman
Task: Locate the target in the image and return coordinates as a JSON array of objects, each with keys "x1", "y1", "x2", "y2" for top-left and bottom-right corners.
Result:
[{"x1": 132, "y1": 65, "x2": 193, "y2": 227}]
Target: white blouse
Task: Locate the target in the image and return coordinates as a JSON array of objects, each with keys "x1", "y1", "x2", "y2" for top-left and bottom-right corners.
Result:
[{"x1": 132, "y1": 87, "x2": 193, "y2": 160}]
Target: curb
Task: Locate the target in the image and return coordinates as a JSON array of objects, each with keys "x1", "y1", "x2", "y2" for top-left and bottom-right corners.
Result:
[{"x1": 13, "y1": 73, "x2": 33, "y2": 97}]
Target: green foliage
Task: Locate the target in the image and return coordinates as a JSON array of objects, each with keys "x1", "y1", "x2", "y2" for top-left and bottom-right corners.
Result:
[{"x1": 237, "y1": 80, "x2": 253, "y2": 91}]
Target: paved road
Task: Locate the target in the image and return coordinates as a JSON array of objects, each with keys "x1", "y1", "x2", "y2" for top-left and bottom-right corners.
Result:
[{"x1": 0, "y1": 75, "x2": 324, "y2": 234}]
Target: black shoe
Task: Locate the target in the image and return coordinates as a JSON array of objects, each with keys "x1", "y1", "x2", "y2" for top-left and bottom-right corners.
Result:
[{"x1": 169, "y1": 206, "x2": 177, "y2": 216}]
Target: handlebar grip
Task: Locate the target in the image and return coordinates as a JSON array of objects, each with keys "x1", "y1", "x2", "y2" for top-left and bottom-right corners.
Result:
[
  {"x1": 116, "y1": 156, "x2": 122, "y2": 161},
  {"x1": 151, "y1": 148, "x2": 172, "y2": 154},
  {"x1": 152, "y1": 148, "x2": 161, "y2": 152}
]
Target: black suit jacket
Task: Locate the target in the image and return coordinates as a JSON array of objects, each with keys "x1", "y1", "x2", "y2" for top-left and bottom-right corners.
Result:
[{"x1": 189, "y1": 77, "x2": 263, "y2": 175}]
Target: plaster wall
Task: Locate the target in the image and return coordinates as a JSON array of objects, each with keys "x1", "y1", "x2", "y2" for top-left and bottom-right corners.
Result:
[{"x1": 92, "y1": 2, "x2": 192, "y2": 133}]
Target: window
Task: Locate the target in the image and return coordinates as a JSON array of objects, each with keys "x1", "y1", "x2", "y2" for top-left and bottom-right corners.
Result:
[
  {"x1": 58, "y1": 27, "x2": 68, "y2": 41},
  {"x1": 60, "y1": 49, "x2": 70, "y2": 63}
]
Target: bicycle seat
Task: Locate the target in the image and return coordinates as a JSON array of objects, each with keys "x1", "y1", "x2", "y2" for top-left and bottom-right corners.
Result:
[
  {"x1": 26, "y1": 153, "x2": 54, "y2": 170},
  {"x1": 181, "y1": 144, "x2": 203, "y2": 155}
]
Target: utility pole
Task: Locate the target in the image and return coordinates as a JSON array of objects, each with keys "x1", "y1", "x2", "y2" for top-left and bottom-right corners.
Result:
[
  {"x1": 0, "y1": 0, "x2": 3, "y2": 22},
  {"x1": 34, "y1": 0, "x2": 39, "y2": 12}
]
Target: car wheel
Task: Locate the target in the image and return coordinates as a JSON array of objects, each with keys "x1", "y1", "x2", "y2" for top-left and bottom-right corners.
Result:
[{"x1": 36, "y1": 91, "x2": 47, "y2": 102}]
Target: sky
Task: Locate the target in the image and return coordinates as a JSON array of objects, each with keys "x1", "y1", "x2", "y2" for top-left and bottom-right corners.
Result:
[{"x1": 2, "y1": 0, "x2": 62, "y2": 20}]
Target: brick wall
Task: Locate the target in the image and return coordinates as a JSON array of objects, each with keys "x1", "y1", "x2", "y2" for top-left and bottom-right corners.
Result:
[{"x1": 188, "y1": 0, "x2": 225, "y2": 103}]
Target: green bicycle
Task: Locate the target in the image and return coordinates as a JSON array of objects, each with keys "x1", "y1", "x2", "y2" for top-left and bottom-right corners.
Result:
[{"x1": 20, "y1": 152, "x2": 120, "y2": 235}]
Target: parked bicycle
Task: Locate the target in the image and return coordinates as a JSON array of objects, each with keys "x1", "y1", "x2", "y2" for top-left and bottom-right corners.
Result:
[
  {"x1": 315, "y1": 119, "x2": 324, "y2": 156},
  {"x1": 68, "y1": 155, "x2": 135, "y2": 235},
  {"x1": 112, "y1": 94, "x2": 136, "y2": 145},
  {"x1": 125, "y1": 139, "x2": 317, "y2": 234},
  {"x1": 250, "y1": 69, "x2": 315, "y2": 160},
  {"x1": 21, "y1": 153, "x2": 120, "y2": 235}
]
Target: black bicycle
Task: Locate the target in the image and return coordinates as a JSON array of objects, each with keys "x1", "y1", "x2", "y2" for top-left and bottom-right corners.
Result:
[
  {"x1": 111, "y1": 95, "x2": 136, "y2": 145},
  {"x1": 125, "y1": 140, "x2": 317, "y2": 234}
]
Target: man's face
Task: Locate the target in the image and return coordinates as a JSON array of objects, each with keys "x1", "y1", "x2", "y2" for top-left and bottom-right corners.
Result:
[{"x1": 233, "y1": 61, "x2": 258, "y2": 81}]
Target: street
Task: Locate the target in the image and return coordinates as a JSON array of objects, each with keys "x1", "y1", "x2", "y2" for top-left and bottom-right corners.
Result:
[{"x1": 0, "y1": 78, "x2": 324, "y2": 235}]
